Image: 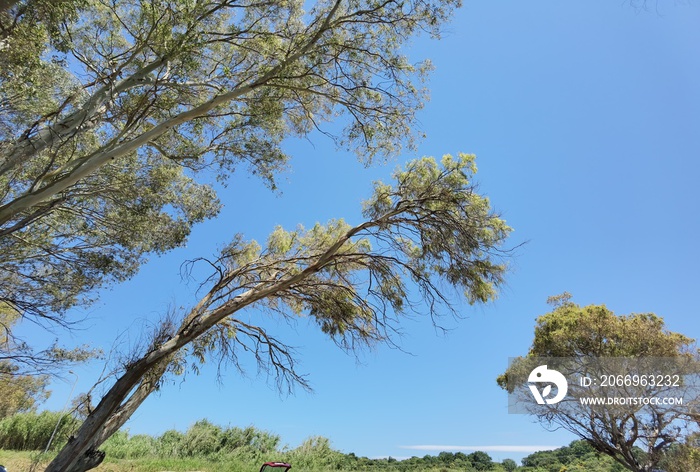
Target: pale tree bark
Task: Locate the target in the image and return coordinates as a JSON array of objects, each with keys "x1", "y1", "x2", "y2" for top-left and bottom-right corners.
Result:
[
  {"x1": 0, "y1": 55, "x2": 166, "y2": 178},
  {"x1": 0, "y1": 0, "x2": 343, "y2": 227}
]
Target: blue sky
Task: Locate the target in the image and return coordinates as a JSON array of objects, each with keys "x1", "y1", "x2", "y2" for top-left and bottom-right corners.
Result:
[{"x1": 34, "y1": 0, "x2": 700, "y2": 464}]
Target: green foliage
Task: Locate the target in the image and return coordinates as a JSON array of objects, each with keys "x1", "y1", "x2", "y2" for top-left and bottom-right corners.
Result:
[
  {"x1": 0, "y1": 148, "x2": 221, "y2": 320},
  {"x1": 2, "y1": 0, "x2": 224, "y2": 326},
  {"x1": 101, "y1": 421, "x2": 280, "y2": 462},
  {"x1": 0, "y1": 306, "x2": 51, "y2": 416},
  {"x1": 179, "y1": 420, "x2": 223, "y2": 458},
  {"x1": 362, "y1": 154, "x2": 509, "y2": 305},
  {"x1": 0, "y1": 0, "x2": 462, "y2": 330},
  {"x1": 467, "y1": 451, "x2": 493, "y2": 470},
  {"x1": 0, "y1": 364, "x2": 48, "y2": 419},
  {"x1": 501, "y1": 458, "x2": 517, "y2": 471},
  {"x1": 101, "y1": 431, "x2": 156, "y2": 459},
  {"x1": 0, "y1": 418, "x2": 657, "y2": 472},
  {"x1": 182, "y1": 154, "x2": 510, "y2": 390},
  {"x1": 286, "y1": 436, "x2": 345, "y2": 470},
  {"x1": 520, "y1": 441, "x2": 626, "y2": 472},
  {"x1": 498, "y1": 296, "x2": 700, "y2": 472},
  {"x1": 0, "y1": 0, "x2": 86, "y2": 125},
  {"x1": 293, "y1": 155, "x2": 507, "y2": 339},
  {"x1": 498, "y1": 294, "x2": 697, "y2": 391},
  {"x1": 530, "y1": 294, "x2": 694, "y2": 359},
  {"x1": 659, "y1": 432, "x2": 700, "y2": 472},
  {"x1": 0, "y1": 410, "x2": 79, "y2": 451}
]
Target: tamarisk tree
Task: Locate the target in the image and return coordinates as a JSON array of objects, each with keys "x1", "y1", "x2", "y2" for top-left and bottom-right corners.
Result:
[{"x1": 45, "y1": 153, "x2": 511, "y2": 472}]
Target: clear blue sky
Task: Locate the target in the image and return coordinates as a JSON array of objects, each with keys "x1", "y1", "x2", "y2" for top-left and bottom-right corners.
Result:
[{"x1": 34, "y1": 0, "x2": 700, "y2": 464}]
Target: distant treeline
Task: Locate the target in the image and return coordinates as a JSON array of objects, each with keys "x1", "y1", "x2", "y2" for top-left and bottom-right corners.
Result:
[{"x1": 0, "y1": 411, "x2": 627, "y2": 471}]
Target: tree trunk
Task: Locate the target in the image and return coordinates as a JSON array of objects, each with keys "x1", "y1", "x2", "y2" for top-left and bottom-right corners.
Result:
[
  {"x1": 64, "y1": 448, "x2": 105, "y2": 472},
  {"x1": 44, "y1": 359, "x2": 159, "y2": 472},
  {"x1": 44, "y1": 286, "x2": 247, "y2": 471}
]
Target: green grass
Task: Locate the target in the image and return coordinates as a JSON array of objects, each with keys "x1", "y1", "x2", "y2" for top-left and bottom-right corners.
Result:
[
  {"x1": 0, "y1": 450, "x2": 262, "y2": 472},
  {"x1": 0, "y1": 415, "x2": 623, "y2": 471}
]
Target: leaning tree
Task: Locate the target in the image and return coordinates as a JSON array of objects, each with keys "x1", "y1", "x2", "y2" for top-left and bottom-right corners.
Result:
[{"x1": 46, "y1": 154, "x2": 511, "y2": 471}]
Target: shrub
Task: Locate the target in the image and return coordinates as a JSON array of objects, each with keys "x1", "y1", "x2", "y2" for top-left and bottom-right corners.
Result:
[{"x1": 0, "y1": 411, "x2": 79, "y2": 451}]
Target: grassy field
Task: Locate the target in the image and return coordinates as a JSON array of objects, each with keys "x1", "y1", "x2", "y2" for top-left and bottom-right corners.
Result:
[
  {"x1": 0, "y1": 450, "x2": 260, "y2": 472},
  {"x1": 0, "y1": 415, "x2": 630, "y2": 471}
]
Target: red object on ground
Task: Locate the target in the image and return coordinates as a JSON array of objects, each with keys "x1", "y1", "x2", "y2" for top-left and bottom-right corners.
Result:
[{"x1": 259, "y1": 462, "x2": 292, "y2": 472}]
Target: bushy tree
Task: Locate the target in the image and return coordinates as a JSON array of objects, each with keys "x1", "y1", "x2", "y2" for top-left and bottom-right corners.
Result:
[
  {"x1": 659, "y1": 432, "x2": 700, "y2": 472},
  {"x1": 499, "y1": 295, "x2": 700, "y2": 472},
  {"x1": 0, "y1": 306, "x2": 49, "y2": 417},
  {"x1": 0, "y1": 364, "x2": 48, "y2": 419},
  {"x1": 519, "y1": 441, "x2": 626, "y2": 472},
  {"x1": 501, "y1": 458, "x2": 517, "y2": 471},
  {"x1": 466, "y1": 450, "x2": 492, "y2": 470}
]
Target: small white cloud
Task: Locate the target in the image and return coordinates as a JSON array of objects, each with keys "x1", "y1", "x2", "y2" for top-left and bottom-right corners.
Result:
[{"x1": 399, "y1": 445, "x2": 560, "y2": 453}]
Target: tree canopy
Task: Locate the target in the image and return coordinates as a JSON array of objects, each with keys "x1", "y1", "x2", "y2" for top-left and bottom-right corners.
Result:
[
  {"x1": 0, "y1": 0, "x2": 458, "y2": 329},
  {"x1": 519, "y1": 440, "x2": 626, "y2": 472},
  {"x1": 498, "y1": 294, "x2": 700, "y2": 472}
]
